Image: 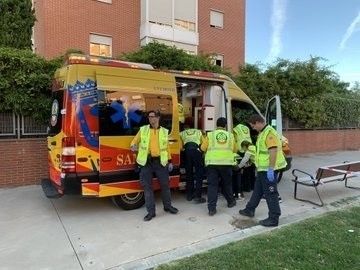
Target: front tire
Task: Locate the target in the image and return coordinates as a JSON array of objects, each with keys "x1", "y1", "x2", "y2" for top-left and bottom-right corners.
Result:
[{"x1": 111, "y1": 192, "x2": 145, "y2": 210}]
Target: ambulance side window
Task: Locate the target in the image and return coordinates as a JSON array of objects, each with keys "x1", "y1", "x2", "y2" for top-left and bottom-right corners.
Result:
[{"x1": 98, "y1": 90, "x2": 173, "y2": 136}]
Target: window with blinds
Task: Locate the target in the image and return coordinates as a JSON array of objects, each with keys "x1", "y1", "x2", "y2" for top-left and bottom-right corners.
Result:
[
  {"x1": 210, "y1": 10, "x2": 224, "y2": 29},
  {"x1": 89, "y1": 34, "x2": 112, "y2": 57},
  {"x1": 148, "y1": 0, "x2": 172, "y2": 26}
]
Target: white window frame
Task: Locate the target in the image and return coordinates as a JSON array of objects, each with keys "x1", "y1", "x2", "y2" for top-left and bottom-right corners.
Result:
[
  {"x1": 89, "y1": 34, "x2": 112, "y2": 57},
  {"x1": 212, "y1": 54, "x2": 224, "y2": 67},
  {"x1": 95, "y1": 0, "x2": 112, "y2": 4},
  {"x1": 210, "y1": 10, "x2": 224, "y2": 29}
]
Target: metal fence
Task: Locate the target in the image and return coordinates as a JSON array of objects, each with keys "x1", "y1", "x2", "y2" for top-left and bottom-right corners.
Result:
[{"x1": 0, "y1": 112, "x2": 47, "y2": 139}]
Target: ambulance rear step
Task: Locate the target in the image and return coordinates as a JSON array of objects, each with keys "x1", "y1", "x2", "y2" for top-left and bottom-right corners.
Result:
[{"x1": 41, "y1": 179, "x2": 62, "y2": 198}]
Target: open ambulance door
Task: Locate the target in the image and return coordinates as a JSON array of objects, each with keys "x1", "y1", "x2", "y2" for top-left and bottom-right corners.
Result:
[
  {"x1": 265, "y1": 95, "x2": 292, "y2": 176},
  {"x1": 265, "y1": 95, "x2": 282, "y2": 138}
]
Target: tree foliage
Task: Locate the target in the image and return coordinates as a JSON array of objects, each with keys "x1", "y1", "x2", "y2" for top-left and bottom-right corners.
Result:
[
  {"x1": 234, "y1": 57, "x2": 360, "y2": 128},
  {"x1": 119, "y1": 41, "x2": 227, "y2": 74},
  {"x1": 0, "y1": 0, "x2": 36, "y2": 49},
  {"x1": 0, "y1": 47, "x2": 59, "y2": 122}
]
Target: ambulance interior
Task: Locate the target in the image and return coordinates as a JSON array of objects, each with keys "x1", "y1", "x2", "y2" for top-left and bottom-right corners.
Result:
[{"x1": 175, "y1": 78, "x2": 227, "y2": 133}]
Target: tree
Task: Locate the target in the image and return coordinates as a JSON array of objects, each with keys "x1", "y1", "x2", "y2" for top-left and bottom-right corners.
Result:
[
  {"x1": 119, "y1": 41, "x2": 227, "y2": 74},
  {"x1": 0, "y1": 47, "x2": 59, "y2": 122},
  {"x1": 0, "y1": 0, "x2": 36, "y2": 49},
  {"x1": 234, "y1": 57, "x2": 360, "y2": 128}
]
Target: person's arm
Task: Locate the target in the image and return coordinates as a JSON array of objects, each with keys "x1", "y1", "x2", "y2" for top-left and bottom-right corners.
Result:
[
  {"x1": 238, "y1": 151, "x2": 251, "y2": 168},
  {"x1": 200, "y1": 136, "x2": 208, "y2": 152},
  {"x1": 232, "y1": 134, "x2": 238, "y2": 153},
  {"x1": 179, "y1": 132, "x2": 184, "y2": 150},
  {"x1": 130, "y1": 130, "x2": 141, "y2": 148},
  {"x1": 268, "y1": 147, "x2": 277, "y2": 169},
  {"x1": 265, "y1": 131, "x2": 278, "y2": 169}
]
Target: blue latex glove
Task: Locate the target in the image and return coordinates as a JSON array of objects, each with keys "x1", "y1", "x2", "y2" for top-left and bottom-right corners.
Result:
[
  {"x1": 167, "y1": 163, "x2": 173, "y2": 172},
  {"x1": 267, "y1": 168, "x2": 275, "y2": 182}
]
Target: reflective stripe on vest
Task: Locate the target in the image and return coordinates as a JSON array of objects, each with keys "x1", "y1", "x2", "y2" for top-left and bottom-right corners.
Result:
[
  {"x1": 255, "y1": 125, "x2": 287, "y2": 171},
  {"x1": 233, "y1": 124, "x2": 252, "y2": 152},
  {"x1": 136, "y1": 125, "x2": 169, "y2": 167},
  {"x1": 180, "y1": 129, "x2": 202, "y2": 145},
  {"x1": 205, "y1": 129, "x2": 236, "y2": 166}
]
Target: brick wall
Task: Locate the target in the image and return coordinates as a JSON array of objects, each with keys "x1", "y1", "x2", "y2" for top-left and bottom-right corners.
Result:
[
  {"x1": 198, "y1": 0, "x2": 245, "y2": 72},
  {"x1": 33, "y1": 0, "x2": 245, "y2": 73},
  {"x1": 33, "y1": 0, "x2": 140, "y2": 58},
  {"x1": 0, "y1": 139, "x2": 48, "y2": 188},
  {"x1": 1, "y1": 129, "x2": 359, "y2": 188},
  {"x1": 283, "y1": 129, "x2": 360, "y2": 155}
]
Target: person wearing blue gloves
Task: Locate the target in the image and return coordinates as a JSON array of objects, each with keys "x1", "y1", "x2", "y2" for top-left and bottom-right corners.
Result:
[{"x1": 239, "y1": 114, "x2": 287, "y2": 227}]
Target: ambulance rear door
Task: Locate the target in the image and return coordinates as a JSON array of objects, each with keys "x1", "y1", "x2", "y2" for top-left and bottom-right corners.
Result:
[{"x1": 265, "y1": 95, "x2": 283, "y2": 138}]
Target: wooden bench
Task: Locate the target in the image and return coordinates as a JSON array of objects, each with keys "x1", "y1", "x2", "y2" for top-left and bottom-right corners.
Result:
[{"x1": 292, "y1": 161, "x2": 360, "y2": 206}]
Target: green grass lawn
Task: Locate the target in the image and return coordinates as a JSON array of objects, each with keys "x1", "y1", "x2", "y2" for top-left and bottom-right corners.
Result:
[{"x1": 157, "y1": 206, "x2": 360, "y2": 270}]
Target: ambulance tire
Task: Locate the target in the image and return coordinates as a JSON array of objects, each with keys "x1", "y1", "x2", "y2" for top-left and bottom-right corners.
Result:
[{"x1": 111, "y1": 192, "x2": 145, "y2": 210}]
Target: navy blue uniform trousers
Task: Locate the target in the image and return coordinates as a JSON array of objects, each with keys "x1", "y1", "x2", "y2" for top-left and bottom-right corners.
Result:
[
  {"x1": 207, "y1": 165, "x2": 234, "y2": 212},
  {"x1": 139, "y1": 158, "x2": 171, "y2": 215},
  {"x1": 184, "y1": 147, "x2": 204, "y2": 198},
  {"x1": 245, "y1": 171, "x2": 281, "y2": 221}
]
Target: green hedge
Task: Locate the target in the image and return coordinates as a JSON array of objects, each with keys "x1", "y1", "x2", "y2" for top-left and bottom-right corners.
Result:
[{"x1": 0, "y1": 47, "x2": 59, "y2": 123}]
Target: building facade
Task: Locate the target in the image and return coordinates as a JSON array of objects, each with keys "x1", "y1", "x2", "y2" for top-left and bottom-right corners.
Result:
[{"x1": 33, "y1": 0, "x2": 245, "y2": 72}]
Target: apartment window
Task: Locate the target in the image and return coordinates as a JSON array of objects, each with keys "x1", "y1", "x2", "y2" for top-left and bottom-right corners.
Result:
[
  {"x1": 148, "y1": 0, "x2": 172, "y2": 27},
  {"x1": 210, "y1": 10, "x2": 224, "y2": 29},
  {"x1": 174, "y1": 0, "x2": 196, "y2": 32},
  {"x1": 174, "y1": 19, "x2": 196, "y2": 32},
  {"x1": 89, "y1": 34, "x2": 112, "y2": 57},
  {"x1": 212, "y1": 54, "x2": 224, "y2": 67}
]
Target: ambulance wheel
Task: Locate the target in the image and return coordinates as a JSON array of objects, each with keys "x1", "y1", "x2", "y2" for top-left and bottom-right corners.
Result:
[{"x1": 111, "y1": 192, "x2": 145, "y2": 210}]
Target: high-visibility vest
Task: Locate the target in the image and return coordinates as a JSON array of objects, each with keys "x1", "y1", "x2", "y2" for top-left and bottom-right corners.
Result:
[
  {"x1": 255, "y1": 125, "x2": 287, "y2": 171},
  {"x1": 247, "y1": 145, "x2": 256, "y2": 164},
  {"x1": 180, "y1": 128, "x2": 202, "y2": 145},
  {"x1": 136, "y1": 125, "x2": 169, "y2": 167},
  {"x1": 233, "y1": 124, "x2": 252, "y2": 151},
  {"x1": 205, "y1": 129, "x2": 236, "y2": 166}
]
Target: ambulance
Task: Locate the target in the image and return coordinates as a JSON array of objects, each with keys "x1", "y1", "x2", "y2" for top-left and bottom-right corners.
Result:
[{"x1": 42, "y1": 54, "x2": 291, "y2": 210}]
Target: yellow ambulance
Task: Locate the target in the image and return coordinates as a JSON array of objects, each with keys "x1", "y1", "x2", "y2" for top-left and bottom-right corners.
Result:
[{"x1": 42, "y1": 54, "x2": 291, "y2": 209}]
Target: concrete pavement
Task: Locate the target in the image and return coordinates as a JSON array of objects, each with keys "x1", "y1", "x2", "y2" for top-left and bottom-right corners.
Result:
[{"x1": 1, "y1": 150, "x2": 360, "y2": 270}]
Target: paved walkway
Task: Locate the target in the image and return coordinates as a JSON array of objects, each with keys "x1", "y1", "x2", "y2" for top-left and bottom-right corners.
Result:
[{"x1": 1, "y1": 151, "x2": 360, "y2": 270}]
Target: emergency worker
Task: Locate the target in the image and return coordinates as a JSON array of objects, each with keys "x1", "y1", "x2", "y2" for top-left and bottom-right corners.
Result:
[
  {"x1": 201, "y1": 117, "x2": 237, "y2": 216},
  {"x1": 233, "y1": 123, "x2": 252, "y2": 150},
  {"x1": 239, "y1": 114, "x2": 287, "y2": 227},
  {"x1": 130, "y1": 110, "x2": 178, "y2": 221},
  {"x1": 232, "y1": 123, "x2": 253, "y2": 199},
  {"x1": 180, "y1": 121, "x2": 206, "y2": 203},
  {"x1": 237, "y1": 141, "x2": 256, "y2": 170}
]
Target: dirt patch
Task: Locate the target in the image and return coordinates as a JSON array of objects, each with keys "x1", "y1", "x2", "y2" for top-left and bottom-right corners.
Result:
[{"x1": 230, "y1": 216, "x2": 257, "y2": 229}]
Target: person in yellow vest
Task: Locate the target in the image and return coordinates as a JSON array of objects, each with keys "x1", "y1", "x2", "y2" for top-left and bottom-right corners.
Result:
[
  {"x1": 235, "y1": 140, "x2": 256, "y2": 199},
  {"x1": 233, "y1": 123, "x2": 252, "y2": 150},
  {"x1": 232, "y1": 123, "x2": 253, "y2": 199},
  {"x1": 237, "y1": 141, "x2": 256, "y2": 169},
  {"x1": 239, "y1": 114, "x2": 287, "y2": 227},
  {"x1": 201, "y1": 117, "x2": 237, "y2": 216},
  {"x1": 130, "y1": 110, "x2": 178, "y2": 221},
  {"x1": 180, "y1": 121, "x2": 206, "y2": 204}
]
